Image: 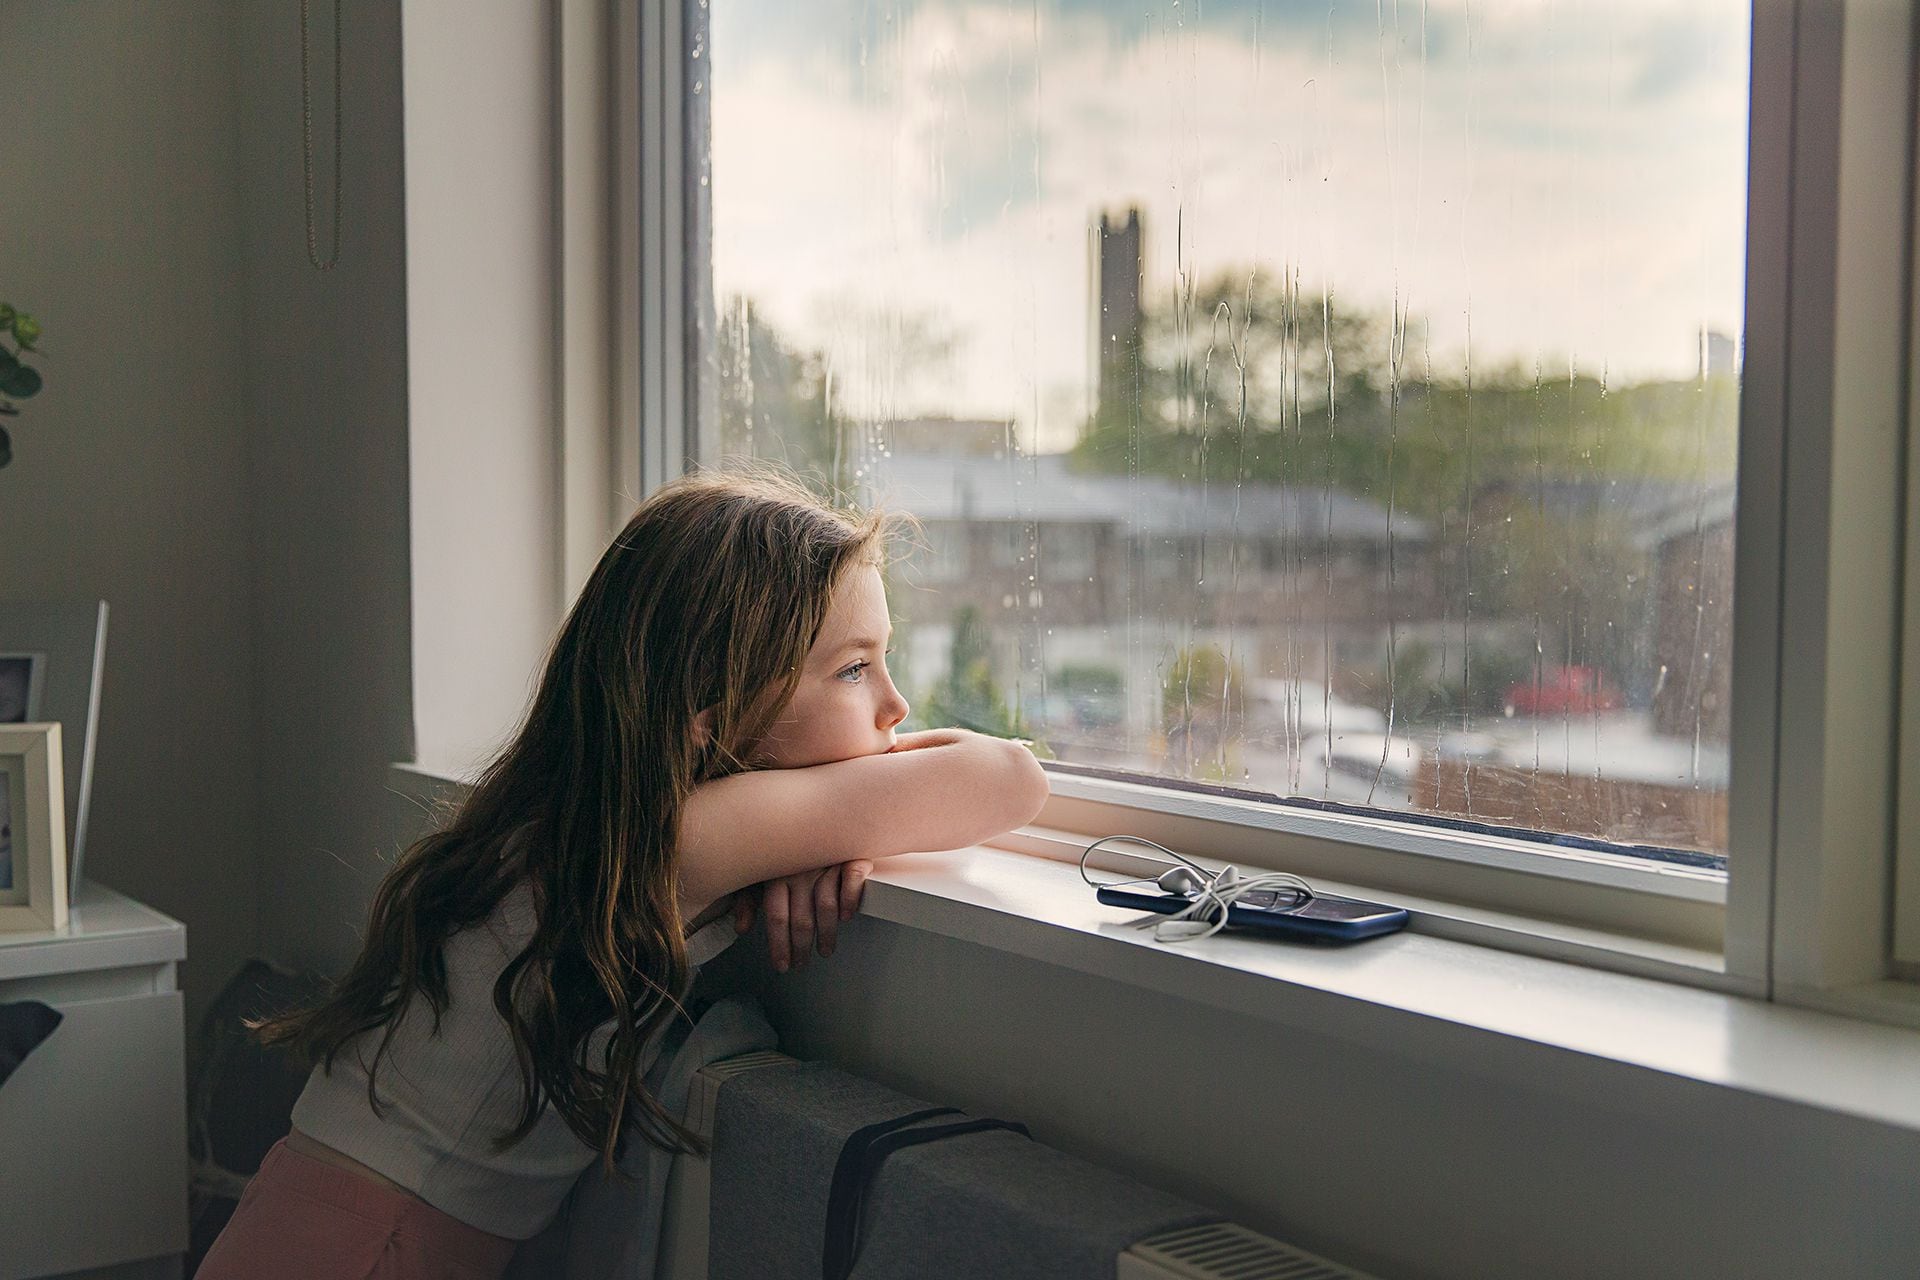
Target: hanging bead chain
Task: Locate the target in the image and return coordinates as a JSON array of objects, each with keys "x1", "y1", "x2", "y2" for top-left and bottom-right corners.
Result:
[{"x1": 300, "y1": 0, "x2": 344, "y2": 271}]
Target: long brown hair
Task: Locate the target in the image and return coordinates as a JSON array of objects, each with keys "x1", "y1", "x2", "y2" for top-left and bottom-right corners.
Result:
[{"x1": 258, "y1": 468, "x2": 896, "y2": 1167}]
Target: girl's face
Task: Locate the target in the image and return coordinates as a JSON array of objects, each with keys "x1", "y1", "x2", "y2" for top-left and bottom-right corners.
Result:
[{"x1": 751, "y1": 564, "x2": 910, "y2": 769}]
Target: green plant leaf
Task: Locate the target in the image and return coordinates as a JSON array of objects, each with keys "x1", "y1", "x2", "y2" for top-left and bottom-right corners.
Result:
[
  {"x1": 0, "y1": 305, "x2": 14, "y2": 329},
  {"x1": 0, "y1": 348, "x2": 15, "y2": 375},
  {"x1": 0, "y1": 423, "x2": 11, "y2": 468},
  {"x1": 0, "y1": 364, "x2": 40, "y2": 399},
  {"x1": 12, "y1": 314, "x2": 39, "y2": 348}
]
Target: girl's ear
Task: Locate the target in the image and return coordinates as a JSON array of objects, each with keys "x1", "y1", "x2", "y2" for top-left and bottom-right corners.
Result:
[{"x1": 692, "y1": 706, "x2": 717, "y2": 749}]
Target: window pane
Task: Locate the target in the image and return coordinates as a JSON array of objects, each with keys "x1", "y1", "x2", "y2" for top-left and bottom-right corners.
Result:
[{"x1": 691, "y1": 0, "x2": 1747, "y2": 862}]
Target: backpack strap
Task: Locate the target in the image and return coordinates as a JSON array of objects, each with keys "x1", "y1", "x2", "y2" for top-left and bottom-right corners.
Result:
[{"x1": 821, "y1": 1111, "x2": 1032, "y2": 1280}]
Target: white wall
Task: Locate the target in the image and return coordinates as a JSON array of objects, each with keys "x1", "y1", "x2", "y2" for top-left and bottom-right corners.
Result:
[
  {"x1": 731, "y1": 918, "x2": 1920, "y2": 1280},
  {"x1": 0, "y1": 1, "x2": 257, "y2": 1026},
  {"x1": 400, "y1": 0, "x2": 562, "y2": 778}
]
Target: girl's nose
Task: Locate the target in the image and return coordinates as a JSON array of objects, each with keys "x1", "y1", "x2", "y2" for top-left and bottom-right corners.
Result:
[{"x1": 879, "y1": 678, "x2": 910, "y2": 731}]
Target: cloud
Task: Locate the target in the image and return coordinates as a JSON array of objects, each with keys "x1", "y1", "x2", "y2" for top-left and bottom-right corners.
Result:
[{"x1": 708, "y1": 0, "x2": 1750, "y2": 444}]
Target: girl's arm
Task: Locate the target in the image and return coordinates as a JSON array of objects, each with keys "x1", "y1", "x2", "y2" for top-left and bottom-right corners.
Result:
[{"x1": 675, "y1": 728, "x2": 1048, "y2": 917}]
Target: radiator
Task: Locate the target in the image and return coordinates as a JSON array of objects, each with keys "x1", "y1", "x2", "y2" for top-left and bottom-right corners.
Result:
[{"x1": 656, "y1": 1050, "x2": 1376, "y2": 1280}]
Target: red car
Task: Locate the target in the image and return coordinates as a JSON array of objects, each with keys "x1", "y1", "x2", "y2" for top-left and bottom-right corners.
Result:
[{"x1": 1503, "y1": 665, "x2": 1623, "y2": 717}]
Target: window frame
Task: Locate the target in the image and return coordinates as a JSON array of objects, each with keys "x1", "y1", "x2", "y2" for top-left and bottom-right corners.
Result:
[
  {"x1": 620, "y1": 0, "x2": 1919, "y2": 1019},
  {"x1": 616, "y1": 0, "x2": 699, "y2": 505},
  {"x1": 1754, "y1": 0, "x2": 1917, "y2": 1023},
  {"x1": 1894, "y1": 19, "x2": 1920, "y2": 980}
]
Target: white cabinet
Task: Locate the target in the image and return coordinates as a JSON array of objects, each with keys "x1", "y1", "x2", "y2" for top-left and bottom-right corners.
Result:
[{"x1": 0, "y1": 883, "x2": 187, "y2": 1280}]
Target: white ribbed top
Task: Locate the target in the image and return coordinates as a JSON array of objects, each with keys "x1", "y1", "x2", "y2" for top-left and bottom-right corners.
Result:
[{"x1": 290, "y1": 880, "x2": 739, "y2": 1239}]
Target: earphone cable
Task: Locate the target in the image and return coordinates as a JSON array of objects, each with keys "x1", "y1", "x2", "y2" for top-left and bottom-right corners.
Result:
[
  {"x1": 1080, "y1": 834, "x2": 1316, "y2": 945},
  {"x1": 1076, "y1": 834, "x2": 1202, "y2": 889}
]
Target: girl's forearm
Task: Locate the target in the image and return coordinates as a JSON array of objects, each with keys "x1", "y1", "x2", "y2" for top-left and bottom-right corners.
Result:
[{"x1": 678, "y1": 728, "x2": 1048, "y2": 909}]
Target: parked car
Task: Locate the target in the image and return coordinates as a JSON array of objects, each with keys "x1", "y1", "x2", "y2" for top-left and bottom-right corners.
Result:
[{"x1": 1502, "y1": 664, "x2": 1623, "y2": 717}]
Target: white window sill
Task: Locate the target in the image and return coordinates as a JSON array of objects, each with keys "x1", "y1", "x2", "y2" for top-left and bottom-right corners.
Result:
[
  {"x1": 859, "y1": 840, "x2": 1920, "y2": 1138},
  {"x1": 996, "y1": 824, "x2": 1732, "y2": 988},
  {"x1": 390, "y1": 761, "x2": 1920, "y2": 1136}
]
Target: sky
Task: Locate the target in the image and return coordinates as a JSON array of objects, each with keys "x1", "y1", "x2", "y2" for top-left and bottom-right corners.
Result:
[{"x1": 704, "y1": 0, "x2": 1751, "y2": 451}]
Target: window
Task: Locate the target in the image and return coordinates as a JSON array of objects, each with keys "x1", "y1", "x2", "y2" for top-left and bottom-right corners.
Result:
[
  {"x1": 692, "y1": 0, "x2": 1747, "y2": 852},
  {"x1": 633, "y1": 0, "x2": 1917, "y2": 1008},
  {"x1": 908, "y1": 520, "x2": 971, "y2": 584}
]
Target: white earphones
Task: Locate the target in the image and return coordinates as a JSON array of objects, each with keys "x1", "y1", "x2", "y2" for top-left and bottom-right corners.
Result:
[
  {"x1": 1080, "y1": 835, "x2": 1312, "y2": 945},
  {"x1": 1154, "y1": 864, "x2": 1209, "y2": 896}
]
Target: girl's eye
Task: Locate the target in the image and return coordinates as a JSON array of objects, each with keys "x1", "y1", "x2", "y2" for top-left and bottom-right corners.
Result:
[{"x1": 836, "y1": 660, "x2": 870, "y2": 683}]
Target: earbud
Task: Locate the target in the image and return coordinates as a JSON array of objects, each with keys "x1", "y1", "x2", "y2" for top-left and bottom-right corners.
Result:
[
  {"x1": 1144, "y1": 859, "x2": 1307, "y2": 943},
  {"x1": 1157, "y1": 864, "x2": 1238, "y2": 896},
  {"x1": 1156, "y1": 866, "x2": 1209, "y2": 896}
]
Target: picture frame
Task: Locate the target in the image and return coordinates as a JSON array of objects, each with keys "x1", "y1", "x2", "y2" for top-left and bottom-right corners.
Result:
[
  {"x1": 0, "y1": 602, "x2": 107, "y2": 890},
  {"x1": 0, "y1": 722, "x2": 69, "y2": 932}
]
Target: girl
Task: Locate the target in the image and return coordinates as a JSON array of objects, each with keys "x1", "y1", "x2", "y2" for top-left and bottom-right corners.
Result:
[{"x1": 198, "y1": 469, "x2": 1050, "y2": 1279}]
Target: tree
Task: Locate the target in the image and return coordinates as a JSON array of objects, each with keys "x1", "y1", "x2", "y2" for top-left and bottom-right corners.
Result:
[
  {"x1": 712, "y1": 297, "x2": 855, "y2": 499},
  {"x1": 916, "y1": 606, "x2": 1027, "y2": 739},
  {"x1": 1161, "y1": 643, "x2": 1247, "y2": 780},
  {"x1": 711, "y1": 294, "x2": 964, "y2": 503},
  {"x1": 1070, "y1": 266, "x2": 1740, "y2": 523}
]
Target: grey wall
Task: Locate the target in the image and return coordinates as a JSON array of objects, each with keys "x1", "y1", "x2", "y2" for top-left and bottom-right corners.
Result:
[
  {"x1": 1, "y1": 0, "x2": 420, "y2": 1020},
  {"x1": 729, "y1": 917, "x2": 1920, "y2": 1280},
  {"x1": 0, "y1": 1, "x2": 257, "y2": 1026},
  {"x1": 233, "y1": 0, "x2": 418, "y2": 981}
]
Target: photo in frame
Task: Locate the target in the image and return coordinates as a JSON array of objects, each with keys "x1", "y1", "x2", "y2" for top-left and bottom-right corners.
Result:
[
  {"x1": 0, "y1": 653, "x2": 45, "y2": 723},
  {"x1": 0, "y1": 602, "x2": 106, "y2": 890},
  {"x1": 0, "y1": 722, "x2": 69, "y2": 932}
]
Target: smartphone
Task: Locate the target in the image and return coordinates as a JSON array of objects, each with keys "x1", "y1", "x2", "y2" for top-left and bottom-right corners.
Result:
[{"x1": 1095, "y1": 883, "x2": 1409, "y2": 944}]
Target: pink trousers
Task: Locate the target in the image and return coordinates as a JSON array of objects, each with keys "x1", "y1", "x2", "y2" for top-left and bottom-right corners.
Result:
[{"x1": 195, "y1": 1139, "x2": 518, "y2": 1280}]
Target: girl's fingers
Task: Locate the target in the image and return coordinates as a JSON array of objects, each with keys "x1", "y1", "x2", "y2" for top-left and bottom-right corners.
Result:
[
  {"x1": 759, "y1": 864, "x2": 869, "y2": 971},
  {"x1": 785, "y1": 872, "x2": 815, "y2": 968},
  {"x1": 732, "y1": 891, "x2": 756, "y2": 935},
  {"x1": 838, "y1": 860, "x2": 872, "y2": 921},
  {"x1": 813, "y1": 871, "x2": 840, "y2": 958},
  {"x1": 764, "y1": 879, "x2": 791, "y2": 972}
]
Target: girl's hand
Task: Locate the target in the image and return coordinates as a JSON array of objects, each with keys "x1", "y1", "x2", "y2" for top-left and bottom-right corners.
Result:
[{"x1": 731, "y1": 859, "x2": 874, "y2": 972}]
